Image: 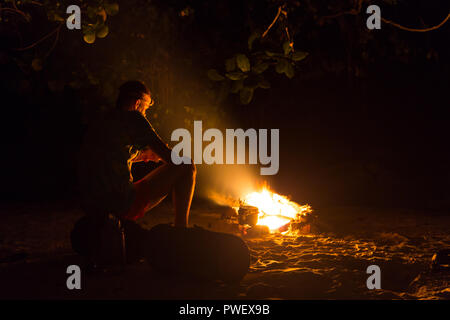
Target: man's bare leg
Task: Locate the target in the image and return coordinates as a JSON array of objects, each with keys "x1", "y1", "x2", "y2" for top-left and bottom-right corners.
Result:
[
  {"x1": 123, "y1": 162, "x2": 196, "y2": 226},
  {"x1": 172, "y1": 164, "x2": 196, "y2": 227}
]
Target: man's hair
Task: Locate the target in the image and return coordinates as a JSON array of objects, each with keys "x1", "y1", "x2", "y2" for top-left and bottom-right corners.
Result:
[{"x1": 116, "y1": 80, "x2": 151, "y2": 111}]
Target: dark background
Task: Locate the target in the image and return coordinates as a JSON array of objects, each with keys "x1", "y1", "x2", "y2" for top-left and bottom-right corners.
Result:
[{"x1": 0, "y1": 0, "x2": 449, "y2": 211}]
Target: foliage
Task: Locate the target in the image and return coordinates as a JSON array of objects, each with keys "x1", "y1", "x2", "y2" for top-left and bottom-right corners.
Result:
[
  {"x1": 1, "y1": 0, "x2": 448, "y2": 115},
  {"x1": 2, "y1": 0, "x2": 119, "y2": 44},
  {"x1": 208, "y1": 32, "x2": 309, "y2": 104},
  {"x1": 204, "y1": 0, "x2": 448, "y2": 104},
  {"x1": 206, "y1": 1, "x2": 313, "y2": 106},
  {"x1": 45, "y1": 0, "x2": 119, "y2": 44},
  {"x1": 81, "y1": 1, "x2": 119, "y2": 44}
]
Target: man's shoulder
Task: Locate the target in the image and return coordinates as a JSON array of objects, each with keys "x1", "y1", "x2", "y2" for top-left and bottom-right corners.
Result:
[{"x1": 121, "y1": 110, "x2": 149, "y2": 124}]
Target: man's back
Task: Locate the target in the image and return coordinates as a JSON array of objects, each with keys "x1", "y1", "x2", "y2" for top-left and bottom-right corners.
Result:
[{"x1": 78, "y1": 110, "x2": 153, "y2": 215}]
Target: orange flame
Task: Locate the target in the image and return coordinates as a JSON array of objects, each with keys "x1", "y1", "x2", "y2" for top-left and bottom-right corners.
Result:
[{"x1": 242, "y1": 186, "x2": 312, "y2": 232}]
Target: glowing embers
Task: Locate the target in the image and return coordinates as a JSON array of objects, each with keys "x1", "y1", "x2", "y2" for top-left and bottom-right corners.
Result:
[{"x1": 239, "y1": 187, "x2": 312, "y2": 233}]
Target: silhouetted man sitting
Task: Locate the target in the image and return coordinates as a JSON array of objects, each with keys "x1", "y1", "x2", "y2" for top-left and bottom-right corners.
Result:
[{"x1": 73, "y1": 81, "x2": 196, "y2": 266}]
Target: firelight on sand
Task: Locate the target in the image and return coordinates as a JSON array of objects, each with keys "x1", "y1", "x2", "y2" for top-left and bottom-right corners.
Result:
[{"x1": 243, "y1": 187, "x2": 312, "y2": 231}]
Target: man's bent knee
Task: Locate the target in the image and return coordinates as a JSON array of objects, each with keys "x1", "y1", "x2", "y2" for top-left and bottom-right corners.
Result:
[
  {"x1": 169, "y1": 161, "x2": 196, "y2": 178},
  {"x1": 188, "y1": 162, "x2": 196, "y2": 175},
  {"x1": 182, "y1": 162, "x2": 196, "y2": 177}
]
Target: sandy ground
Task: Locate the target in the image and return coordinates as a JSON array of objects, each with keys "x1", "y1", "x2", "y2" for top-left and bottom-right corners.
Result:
[{"x1": 0, "y1": 200, "x2": 449, "y2": 300}]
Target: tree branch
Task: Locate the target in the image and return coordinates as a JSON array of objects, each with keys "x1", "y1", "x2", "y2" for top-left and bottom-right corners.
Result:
[
  {"x1": 0, "y1": 7, "x2": 29, "y2": 21},
  {"x1": 320, "y1": 0, "x2": 450, "y2": 33},
  {"x1": 13, "y1": 23, "x2": 63, "y2": 51},
  {"x1": 45, "y1": 24, "x2": 62, "y2": 57},
  {"x1": 320, "y1": 0, "x2": 362, "y2": 23},
  {"x1": 381, "y1": 13, "x2": 450, "y2": 32},
  {"x1": 262, "y1": 6, "x2": 282, "y2": 38}
]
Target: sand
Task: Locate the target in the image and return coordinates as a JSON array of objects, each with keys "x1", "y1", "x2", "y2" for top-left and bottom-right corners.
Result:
[{"x1": 0, "y1": 201, "x2": 448, "y2": 299}]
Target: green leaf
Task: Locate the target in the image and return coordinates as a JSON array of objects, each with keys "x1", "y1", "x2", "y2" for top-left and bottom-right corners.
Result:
[
  {"x1": 283, "y1": 41, "x2": 293, "y2": 55},
  {"x1": 230, "y1": 79, "x2": 244, "y2": 93},
  {"x1": 292, "y1": 51, "x2": 309, "y2": 61},
  {"x1": 252, "y1": 62, "x2": 269, "y2": 74},
  {"x1": 82, "y1": 24, "x2": 95, "y2": 35},
  {"x1": 207, "y1": 69, "x2": 225, "y2": 81},
  {"x1": 225, "y1": 71, "x2": 247, "y2": 80},
  {"x1": 258, "y1": 79, "x2": 270, "y2": 89},
  {"x1": 275, "y1": 59, "x2": 288, "y2": 74},
  {"x1": 239, "y1": 87, "x2": 254, "y2": 105},
  {"x1": 248, "y1": 32, "x2": 259, "y2": 51},
  {"x1": 285, "y1": 63, "x2": 295, "y2": 79},
  {"x1": 96, "y1": 25, "x2": 109, "y2": 38},
  {"x1": 97, "y1": 9, "x2": 107, "y2": 22},
  {"x1": 104, "y1": 2, "x2": 119, "y2": 16},
  {"x1": 236, "y1": 54, "x2": 250, "y2": 72},
  {"x1": 83, "y1": 33, "x2": 96, "y2": 44},
  {"x1": 225, "y1": 57, "x2": 236, "y2": 72}
]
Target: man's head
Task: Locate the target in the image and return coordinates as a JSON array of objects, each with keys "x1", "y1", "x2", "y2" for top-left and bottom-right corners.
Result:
[{"x1": 116, "y1": 81, "x2": 154, "y2": 116}]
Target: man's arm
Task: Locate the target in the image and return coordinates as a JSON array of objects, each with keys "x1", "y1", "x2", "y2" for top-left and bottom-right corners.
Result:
[
  {"x1": 131, "y1": 148, "x2": 162, "y2": 163},
  {"x1": 128, "y1": 111, "x2": 172, "y2": 163},
  {"x1": 141, "y1": 125, "x2": 172, "y2": 163}
]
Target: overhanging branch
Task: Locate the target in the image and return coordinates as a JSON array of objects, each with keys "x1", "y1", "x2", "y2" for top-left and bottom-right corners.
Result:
[{"x1": 320, "y1": 0, "x2": 450, "y2": 32}]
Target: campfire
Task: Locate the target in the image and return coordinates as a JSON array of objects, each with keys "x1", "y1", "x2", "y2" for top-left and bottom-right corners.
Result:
[{"x1": 236, "y1": 186, "x2": 313, "y2": 233}]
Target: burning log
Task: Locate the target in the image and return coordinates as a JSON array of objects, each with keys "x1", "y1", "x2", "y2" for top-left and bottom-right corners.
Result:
[
  {"x1": 244, "y1": 225, "x2": 270, "y2": 237},
  {"x1": 238, "y1": 205, "x2": 259, "y2": 227},
  {"x1": 289, "y1": 221, "x2": 311, "y2": 233},
  {"x1": 277, "y1": 221, "x2": 291, "y2": 233},
  {"x1": 236, "y1": 186, "x2": 314, "y2": 234}
]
